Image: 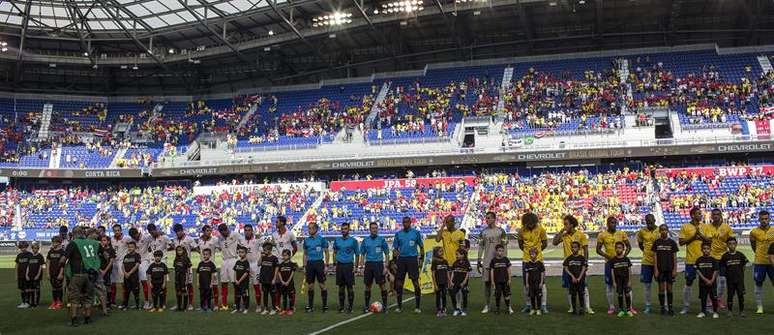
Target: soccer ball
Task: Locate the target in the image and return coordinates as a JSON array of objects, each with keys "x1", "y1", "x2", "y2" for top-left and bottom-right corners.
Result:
[{"x1": 369, "y1": 301, "x2": 384, "y2": 313}]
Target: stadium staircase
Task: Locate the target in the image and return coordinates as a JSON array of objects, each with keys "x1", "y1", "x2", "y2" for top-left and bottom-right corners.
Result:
[
  {"x1": 49, "y1": 146, "x2": 61, "y2": 168},
  {"x1": 757, "y1": 55, "x2": 773, "y2": 74},
  {"x1": 618, "y1": 59, "x2": 632, "y2": 113},
  {"x1": 291, "y1": 196, "x2": 325, "y2": 236},
  {"x1": 365, "y1": 82, "x2": 390, "y2": 127},
  {"x1": 109, "y1": 147, "x2": 129, "y2": 168},
  {"x1": 497, "y1": 67, "x2": 514, "y2": 118},
  {"x1": 237, "y1": 102, "x2": 259, "y2": 129},
  {"x1": 37, "y1": 103, "x2": 53, "y2": 140}
]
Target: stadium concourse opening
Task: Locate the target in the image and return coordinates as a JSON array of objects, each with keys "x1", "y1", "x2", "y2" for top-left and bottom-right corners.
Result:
[{"x1": 2, "y1": 0, "x2": 774, "y2": 332}]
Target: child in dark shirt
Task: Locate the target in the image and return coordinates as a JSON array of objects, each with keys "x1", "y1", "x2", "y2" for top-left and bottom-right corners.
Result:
[
  {"x1": 259, "y1": 243, "x2": 279, "y2": 315},
  {"x1": 695, "y1": 243, "x2": 719, "y2": 318},
  {"x1": 651, "y1": 224, "x2": 679, "y2": 315},
  {"x1": 277, "y1": 249, "x2": 298, "y2": 316},
  {"x1": 122, "y1": 241, "x2": 142, "y2": 310},
  {"x1": 197, "y1": 248, "x2": 217, "y2": 311},
  {"x1": 563, "y1": 241, "x2": 587, "y2": 315},
  {"x1": 720, "y1": 237, "x2": 748, "y2": 317},
  {"x1": 173, "y1": 246, "x2": 192, "y2": 312},
  {"x1": 609, "y1": 242, "x2": 633, "y2": 317},
  {"x1": 233, "y1": 247, "x2": 251, "y2": 314},
  {"x1": 450, "y1": 248, "x2": 471, "y2": 316},
  {"x1": 524, "y1": 248, "x2": 545, "y2": 316},
  {"x1": 488, "y1": 244, "x2": 511, "y2": 315},
  {"x1": 26, "y1": 242, "x2": 45, "y2": 308},
  {"x1": 15, "y1": 241, "x2": 32, "y2": 308},
  {"x1": 146, "y1": 250, "x2": 168, "y2": 312},
  {"x1": 46, "y1": 237, "x2": 66, "y2": 310},
  {"x1": 431, "y1": 247, "x2": 450, "y2": 317}
]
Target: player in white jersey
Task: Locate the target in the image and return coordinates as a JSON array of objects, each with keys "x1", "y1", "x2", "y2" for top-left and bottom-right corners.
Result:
[
  {"x1": 216, "y1": 223, "x2": 246, "y2": 311},
  {"x1": 243, "y1": 224, "x2": 265, "y2": 312},
  {"x1": 170, "y1": 224, "x2": 196, "y2": 310},
  {"x1": 138, "y1": 224, "x2": 171, "y2": 309},
  {"x1": 271, "y1": 216, "x2": 298, "y2": 257},
  {"x1": 196, "y1": 225, "x2": 222, "y2": 310},
  {"x1": 110, "y1": 224, "x2": 132, "y2": 306}
]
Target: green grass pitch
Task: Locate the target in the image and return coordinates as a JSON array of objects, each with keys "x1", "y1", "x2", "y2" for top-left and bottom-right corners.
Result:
[{"x1": 1, "y1": 256, "x2": 773, "y2": 334}]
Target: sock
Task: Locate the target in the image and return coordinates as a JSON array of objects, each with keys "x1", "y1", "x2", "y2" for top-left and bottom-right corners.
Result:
[
  {"x1": 658, "y1": 290, "x2": 665, "y2": 308},
  {"x1": 109, "y1": 284, "x2": 117, "y2": 305},
  {"x1": 618, "y1": 294, "x2": 624, "y2": 311},
  {"x1": 717, "y1": 276, "x2": 726, "y2": 302},
  {"x1": 308, "y1": 289, "x2": 315, "y2": 309},
  {"x1": 644, "y1": 282, "x2": 652, "y2": 307},
  {"x1": 176, "y1": 293, "x2": 182, "y2": 310},
  {"x1": 738, "y1": 293, "x2": 744, "y2": 312},
  {"x1": 233, "y1": 285, "x2": 239, "y2": 310},
  {"x1": 754, "y1": 285, "x2": 763, "y2": 308},
  {"x1": 21, "y1": 291, "x2": 26, "y2": 304},
  {"x1": 584, "y1": 287, "x2": 591, "y2": 311},
  {"x1": 338, "y1": 287, "x2": 345, "y2": 309},
  {"x1": 414, "y1": 286, "x2": 421, "y2": 309},
  {"x1": 625, "y1": 292, "x2": 632, "y2": 310},
  {"x1": 484, "y1": 282, "x2": 491, "y2": 307},
  {"x1": 541, "y1": 285, "x2": 547, "y2": 308},
  {"x1": 142, "y1": 282, "x2": 149, "y2": 301},
  {"x1": 523, "y1": 285, "x2": 530, "y2": 307},
  {"x1": 183, "y1": 293, "x2": 188, "y2": 310},
  {"x1": 396, "y1": 287, "x2": 403, "y2": 308},
  {"x1": 254, "y1": 285, "x2": 262, "y2": 307},
  {"x1": 321, "y1": 289, "x2": 328, "y2": 308},
  {"x1": 667, "y1": 291, "x2": 674, "y2": 310},
  {"x1": 221, "y1": 285, "x2": 228, "y2": 307},
  {"x1": 347, "y1": 286, "x2": 354, "y2": 309},
  {"x1": 381, "y1": 289, "x2": 388, "y2": 307},
  {"x1": 567, "y1": 293, "x2": 573, "y2": 310},
  {"x1": 365, "y1": 289, "x2": 371, "y2": 308},
  {"x1": 213, "y1": 285, "x2": 219, "y2": 307},
  {"x1": 605, "y1": 285, "x2": 615, "y2": 309},
  {"x1": 683, "y1": 285, "x2": 692, "y2": 309},
  {"x1": 187, "y1": 285, "x2": 194, "y2": 306}
]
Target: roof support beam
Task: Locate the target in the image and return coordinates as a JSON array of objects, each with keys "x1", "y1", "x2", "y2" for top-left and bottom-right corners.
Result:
[
  {"x1": 515, "y1": 0, "x2": 534, "y2": 51},
  {"x1": 14, "y1": 0, "x2": 33, "y2": 83},
  {"x1": 181, "y1": 0, "x2": 251, "y2": 63},
  {"x1": 65, "y1": 0, "x2": 96, "y2": 65},
  {"x1": 434, "y1": 0, "x2": 464, "y2": 50},
  {"x1": 98, "y1": 0, "x2": 170, "y2": 70},
  {"x1": 265, "y1": 0, "x2": 328, "y2": 65}
]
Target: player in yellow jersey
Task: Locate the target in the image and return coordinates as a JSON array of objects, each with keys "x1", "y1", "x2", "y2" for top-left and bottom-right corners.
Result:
[
  {"x1": 552, "y1": 215, "x2": 594, "y2": 314},
  {"x1": 705, "y1": 208, "x2": 734, "y2": 310},
  {"x1": 677, "y1": 207, "x2": 711, "y2": 314},
  {"x1": 518, "y1": 212, "x2": 547, "y2": 314},
  {"x1": 636, "y1": 214, "x2": 659, "y2": 314},
  {"x1": 750, "y1": 210, "x2": 773, "y2": 314},
  {"x1": 596, "y1": 216, "x2": 631, "y2": 315}
]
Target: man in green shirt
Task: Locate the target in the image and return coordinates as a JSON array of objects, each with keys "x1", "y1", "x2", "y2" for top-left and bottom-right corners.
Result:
[{"x1": 63, "y1": 227, "x2": 102, "y2": 327}]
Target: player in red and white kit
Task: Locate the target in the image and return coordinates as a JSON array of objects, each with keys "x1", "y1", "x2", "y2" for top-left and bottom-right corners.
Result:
[
  {"x1": 139, "y1": 223, "x2": 171, "y2": 310},
  {"x1": 243, "y1": 224, "x2": 266, "y2": 313},
  {"x1": 196, "y1": 225, "x2": 221, "y2": 310},
  {"x1": 271, "y1": 216, "x2": 298, "y2": 310},
  {"x1": 170, "y1": 223, "x2": 196, "y2": 311},
  {"x1": 110, "y1": 224, "x2": 132, "y2": 307},
  {"x1": 216, "y1": 223, "x2": 246, "y2": 311}
]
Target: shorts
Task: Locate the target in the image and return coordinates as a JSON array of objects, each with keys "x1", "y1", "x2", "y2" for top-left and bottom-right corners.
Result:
[
  {"x1": 562, "y1": 271, "x2": 586, "y2": 289},
  {"x1": 306, "y1": 260, "x2": 326, "y2": 284},
  {"x1": 494, "y1": 282, "x2": 511, "y2": 296},
  {"x1": 139, "y1": 260, "x2": 150, "y2": 281},
  {"x1": 640, "y1": 265, "x2": 654, "y2": 284},
  {"x1": 335, "y1": 263, "x2": 355, "y2": 286},
  {"x1": 17, "y1": 278, "x2": 28, "y2": 291},
  {"x1": 685, "y1": 264, "x2": 697, "y2": 285},
  {"x1": 753, "y1": 264, "x2": 774, "y2": 286},
  {"x1": 656, "y1": 270, "x2": 675, "y2": 283},
  {"x1": 111, "y1": 262, "x2": 124, "y2": 284},
  {"x1": 68, "y1": 274, "x2": 95, "y2": 307},
  {"x1": 249, "y1": 263, "x2": 259, "y2": 286},
  {"x1": 364, "y1": 262, "x2": 386, "y2": 286},
  {"x1": 220, "y1": 258, "x2": 237, "y2": 283},
  {"x1": 50, "y1": 276, "x2": 64, "y2": 289},
  {"x1": 396, "y1": 257, "x2": 420, "y2": 281},
  {"x1": 28, "y1": 279, "x2": 41, "y2": 290},
  {"x1": 604, "y1": 263, "x2": 613, "y2": 286}
]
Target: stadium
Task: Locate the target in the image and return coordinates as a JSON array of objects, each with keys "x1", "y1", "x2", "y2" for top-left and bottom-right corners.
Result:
[{"x1": 1, "y1": 0, "x2": 774, "y2": 334}]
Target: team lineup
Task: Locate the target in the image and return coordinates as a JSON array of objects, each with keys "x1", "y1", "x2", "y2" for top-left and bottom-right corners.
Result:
[{"x1": 11, "y1": 208, "x2": 774, "y2": 327}]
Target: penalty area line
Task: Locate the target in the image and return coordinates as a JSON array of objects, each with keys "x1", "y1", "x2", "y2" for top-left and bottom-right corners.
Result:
[{"x1": 307, "y1": 297, "x2": 415, "y2": 335}]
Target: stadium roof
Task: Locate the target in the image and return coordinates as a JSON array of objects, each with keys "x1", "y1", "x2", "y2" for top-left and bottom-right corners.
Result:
[{"x1": 1, "y1": 0, "x2": 773, "y2": 95}]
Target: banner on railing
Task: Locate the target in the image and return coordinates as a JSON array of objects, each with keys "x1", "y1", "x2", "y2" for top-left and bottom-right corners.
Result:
[
  {"x1": 329, "y1": 176, "x2": 476, "y2": 191},
  {"x1": 656, "y1": 165, "x2": 774, "y2": 178},
  {"x1": 193, "y1": 182, "x2": 325, "y2": 196},
  {"x1": 755, "y1": 119, "x2": 771, "y2": 138}
]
